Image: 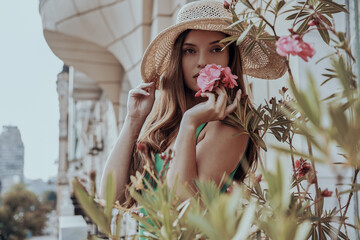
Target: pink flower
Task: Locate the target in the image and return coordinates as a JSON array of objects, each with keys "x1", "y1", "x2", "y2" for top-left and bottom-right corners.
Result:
[
  {"x1": 295, "y1": 158, "x2": 312, "y2": 178},
  {"x1": 276, "y1": 35, "x2": 316, "y2": 62},
  {"x1": 195, "y1": 64, "x2": 238, "y2": 97},
  {"x1": 221, "y1": 66, "x2": 238, "y2": 88}
]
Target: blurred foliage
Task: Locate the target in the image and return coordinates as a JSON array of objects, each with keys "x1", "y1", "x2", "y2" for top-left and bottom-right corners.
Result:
[
  {"x1": 41, "y1": 190, "x2": 57, "y2": 210},
  {"x1": 0, "y1": 184, "x2": 51, "y2": 240},
  {"x1": 72, "y1": 171, "x2": 125, "y2": 240}
]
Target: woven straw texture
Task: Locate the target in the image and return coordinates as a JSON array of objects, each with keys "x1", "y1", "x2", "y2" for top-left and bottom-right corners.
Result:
[{"x1": 141, "y1": 0, "x2": 287, "y2": 85}]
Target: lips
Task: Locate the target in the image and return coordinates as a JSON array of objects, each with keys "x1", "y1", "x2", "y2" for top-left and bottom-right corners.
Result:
[{"x1": 193, "y1": 73, "x2": 199, "y2": 78}]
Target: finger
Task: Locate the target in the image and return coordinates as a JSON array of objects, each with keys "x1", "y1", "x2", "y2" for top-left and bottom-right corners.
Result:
[
  {"x1": 225, "y1": 92, "x2": 241, "y2": 115},
  {"x1": 130, "y1": 89, "x2": 150, "y2": 96},
  {"x1": 214, "y1": 86, "x2": 226, "y2": 96},
  {"x1": 225, "y1": 101, "x2": 238, "y2": 115},
  {"x1": 235, "y1": 89, "x2": 241, "y2": 102},
  {"x1": 237, "y1": 89, "x2": 242, "y2": 97},
  {"x1": 148, "y1": 82, "x2": 156, "y2": 95},
  {"x1": 200, "y1": 92, "x2": 215, "y2": 105},
  {"x1": 138, "y1": 82, "x2": 155, "y2": 90},
  {"x1": 214, "y1": 87, "x2": 227, "y2": 110},
  {"x1": 219, "y1": 86, "x2": 226, "y2": 94}
]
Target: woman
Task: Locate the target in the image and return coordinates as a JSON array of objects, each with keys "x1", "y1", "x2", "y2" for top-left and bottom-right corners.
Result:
[{"x1": 99, "y1": 0, "x2": 286, "y2": 207}]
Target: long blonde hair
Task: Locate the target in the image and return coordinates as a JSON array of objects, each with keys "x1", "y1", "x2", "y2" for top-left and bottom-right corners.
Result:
[{"x1": 125, "y1": 30, "x2": 258, "y2": 207}]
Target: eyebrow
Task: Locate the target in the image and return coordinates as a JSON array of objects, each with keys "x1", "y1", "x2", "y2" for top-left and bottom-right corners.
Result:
[{"x1": 183, "y1": 40, "x2": 222, "y2": 46}]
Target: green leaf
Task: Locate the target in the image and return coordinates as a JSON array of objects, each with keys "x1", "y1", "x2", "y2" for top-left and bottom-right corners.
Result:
[
  {"x1": 243, "y1": 41, "x2": 256, "y2": 57},
  {"x1": 275, "y1": 0, "x2": 286, "y2": 13},
  {"x1": 236, "y1": 23, "x2": 255, "y2": 45},
  {"x1": 188, "y1": 214, "x2": 221, "y2": 240},
  {"x1": 258, "y1": 35, "x2": 277, "y2": 41},
  {"x1": 240, "y1": 0, "x2": 254, "y2": 10},
  {"x1": 294, "y1": 221, "x2": 312, "y2": 240},
  {"x1": 219, "y1": 35, "x2": 238, "y2": 44},
  {"x1": 296, "y1": 17, "x2": 311, "y2": 33},
  {"x1": 317, "y1": 22, "x2": 330, "y2": 44},
  {"x1": 254, "y1": 134, "x2": 267, "y2": 151},
  {"x1": 105, "y1": 172, "x2": 115, "y2": 220},
  {"x1": 270, "y1": 145, "x2": 326, "y2": 164},
  {"x1": 232, "y1": 202, "x2": 256, "y2": 240},
  {"x1": 285, "y1": 11, "x2": 309, "y2": 20},
  {"x1": 72, "y1": 179, "x2": 110, "y2": 235},
  {"x1": 230, "y1": 7, "x2": 240, "y2": 25},
  {"x1": 319, "y1": 0, "x2": 349, "y2": 14},
  {"x1": 226, "y1": 17, "x2": 255, "y2": 31},
  {"x1": 316, "y1": 52, "x2": 336, "y2": 64}
]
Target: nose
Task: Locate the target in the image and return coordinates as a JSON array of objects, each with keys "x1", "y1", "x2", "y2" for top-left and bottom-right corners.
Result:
[{"x1": 197, "y1": 51, "x2": 208, "y2": 69}]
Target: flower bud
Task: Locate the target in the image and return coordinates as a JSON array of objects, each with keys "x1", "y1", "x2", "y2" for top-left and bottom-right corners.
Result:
[
  {"x1": 160, "y1": 152, "x2": 167, "y2": 160},
  {"x1": 136, "y1": 142, "x2": 146, "y2": 152},
  {"x1": 241, "y1": 93, "x2": 248, "y2": 101},
  {"x1": 269, "y1": 97, "x2": 275, "y2": 104},
  {"x1": 90, "y1": 170, "x2": 96, "y2": 182},
  {"x1": 226, "y1": 186, "x2": 233, "y2": 193},
  {"x1": 224, "y1": 0, "x2": 230, "y2": 9},
  {"x1": 321, "y1": 188, "x2": 333, "y2": 197},
  {"x1": 308, "y1": 20, "x2": 316, "y2": 26},
  {"x1": 255, "y1": 174, "x2": 262, "y2": 183},
  {"x1": 288, "y1": 28, "x2": 295, "y2": 35}
]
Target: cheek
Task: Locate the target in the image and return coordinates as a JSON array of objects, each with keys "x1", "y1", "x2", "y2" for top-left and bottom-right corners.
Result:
[
  {"x1": 182, "y1": 56, "x2": 193, "y2": 75},
  {"x1": 219, "y1": 51, "x2": 230, "y2": 66}
]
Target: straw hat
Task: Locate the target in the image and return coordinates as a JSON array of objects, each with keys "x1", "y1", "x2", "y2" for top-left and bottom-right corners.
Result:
[{"x1": 141, "y1": 0, "x2": 287, "y2": 85}]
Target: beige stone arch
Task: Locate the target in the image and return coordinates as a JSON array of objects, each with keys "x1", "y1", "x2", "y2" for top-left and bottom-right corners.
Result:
[
  {"x1": 40, "y1": 0, "x2": 156, "y2": 124},
  {"x1": 43, "y1": 30, "x2": 123, "y2": 123}
]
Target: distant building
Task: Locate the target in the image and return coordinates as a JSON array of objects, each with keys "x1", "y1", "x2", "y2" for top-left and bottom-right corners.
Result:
[{"x1": 0, "y1": 126, "x2": 25, "y2": 193}]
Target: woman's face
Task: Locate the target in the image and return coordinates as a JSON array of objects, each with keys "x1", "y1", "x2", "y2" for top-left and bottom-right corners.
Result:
[{"x1": 181, "y1": 30, "x2": 229, "y2": 92}]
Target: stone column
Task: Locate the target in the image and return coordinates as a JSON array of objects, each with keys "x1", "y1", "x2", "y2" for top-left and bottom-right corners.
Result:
[{"x1": 57, "y1": 65, "x2": 70, "y2": 185}]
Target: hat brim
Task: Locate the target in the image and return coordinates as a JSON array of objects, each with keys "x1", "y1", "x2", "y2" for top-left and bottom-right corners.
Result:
[{"x1": 141, "y1": 18, "x2": 287, "y2": 85}]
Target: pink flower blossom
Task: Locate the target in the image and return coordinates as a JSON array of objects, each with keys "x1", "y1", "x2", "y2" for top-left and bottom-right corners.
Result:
[
  {"x1": 295, "y1": 158, "x2": 312, "y2": 178},
  {"x1": 221, "y1": 66, "x2": 238, "y2": 88},
  {"x1": 195, "y1": 64, "x2": 238, "y2": 97},
  {"x1": 276, "y1": 35, "x2": 316, "y2": 62}
]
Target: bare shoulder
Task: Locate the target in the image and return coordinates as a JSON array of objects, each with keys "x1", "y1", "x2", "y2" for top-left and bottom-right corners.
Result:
[
  {"x1": 196, "y1": 120, "x2": 249, "y2": 183},
  {"x1": 202, "y1": 120, "x2": 246, "y2": 142}
]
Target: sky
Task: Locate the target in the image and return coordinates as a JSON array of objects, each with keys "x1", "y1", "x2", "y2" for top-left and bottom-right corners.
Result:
[{"x1": 0, "y1": 0, "x2": 63, "y2": 181}]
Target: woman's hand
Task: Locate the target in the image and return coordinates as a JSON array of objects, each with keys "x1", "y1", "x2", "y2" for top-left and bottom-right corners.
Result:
[
  {"x1": 126, "y1": 81, "x2": 155, "y2": 124},
  {"x1": 183, "y1": 86, "x2": 241, "y2": 127}
]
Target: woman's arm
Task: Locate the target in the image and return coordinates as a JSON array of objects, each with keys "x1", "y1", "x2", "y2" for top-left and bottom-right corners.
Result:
[
  {"x1": 99, "y1": 117, "x2": 143, "y2": 203},
  {"x1": 167, "y1": 87, "x2": 247, "y2": 197},
  {"x1": 99, "y1": 82, "x2": 155, "y2": 203}
]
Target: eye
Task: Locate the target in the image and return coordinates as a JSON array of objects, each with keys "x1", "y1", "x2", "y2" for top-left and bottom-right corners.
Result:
[
  {"x1": 211, "y1": 46, "x2": 223, "y2": 53},
  {"x1": 183, "y1": 48, "x2": 196, "y2": 54}
]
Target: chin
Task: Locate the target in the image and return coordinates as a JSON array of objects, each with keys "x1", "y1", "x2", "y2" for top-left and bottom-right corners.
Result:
[{"x1": 185, "y1": 86, "x2": 198, "y2": 94}]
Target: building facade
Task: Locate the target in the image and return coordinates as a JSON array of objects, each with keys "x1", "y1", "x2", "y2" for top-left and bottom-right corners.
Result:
[
  {"x1": 0, "y1": 126, "x2": 24, "y2": 193},
  {"x1": 38, "y1": 0, "x2": 360, "y2": 238}
]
